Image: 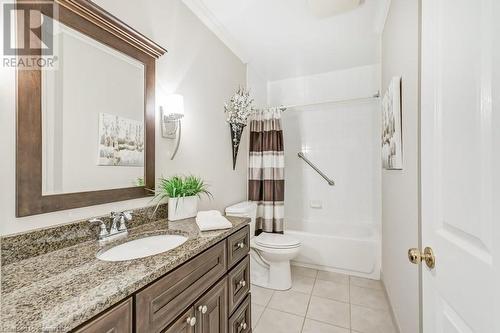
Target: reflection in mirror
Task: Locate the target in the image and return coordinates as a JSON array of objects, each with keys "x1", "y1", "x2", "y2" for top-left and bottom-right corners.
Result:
[{"x1": 41, "y1": 17, "x2": 145, "y2": 195}]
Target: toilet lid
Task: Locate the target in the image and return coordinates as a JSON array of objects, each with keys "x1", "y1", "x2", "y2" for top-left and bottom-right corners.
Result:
[
  {"x1": 225, "y1": 201, "x2": 257, "y2": 215},
  {"x1": 255, "y1": 233, "x2": 301, "y2": 249}
]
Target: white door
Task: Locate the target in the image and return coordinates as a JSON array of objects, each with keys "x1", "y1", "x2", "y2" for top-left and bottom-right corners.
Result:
[{"x1": 421, "y1": 0, "x2": 500, "y2": 332}]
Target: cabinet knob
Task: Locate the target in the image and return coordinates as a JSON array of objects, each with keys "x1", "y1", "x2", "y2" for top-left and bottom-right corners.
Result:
[
  {"x1": 186, "y1": 316, "x2": 196, "y2": 326},
  {"x1": 198, "y1": 305, "x2": 208, "y2": 314},
  {"x1": 238, "y1": 280, "x2": 246, "y2": 287},
  {"x1": 239, "y1": 322, "x2": 247, "y2": 330},
  {"x1": 237, "y1": 242, "x2": 245, "y2": 249}
]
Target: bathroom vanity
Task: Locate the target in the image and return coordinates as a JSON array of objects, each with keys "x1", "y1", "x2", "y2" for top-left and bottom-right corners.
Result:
[
  {"x1": 0, "y1": 215, "x2": 251, "y2": 332},
  {"x1": 78, "y1": 225, "x2": 251, "y2": 333},
  {"x1": 136, "y1": 225, "x2": 251, "y2": 333}
]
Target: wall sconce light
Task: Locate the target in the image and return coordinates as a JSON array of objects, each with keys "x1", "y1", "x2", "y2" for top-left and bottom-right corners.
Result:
[{"x1": 160, "y1": 94, "x2": 185, "y2": 160}]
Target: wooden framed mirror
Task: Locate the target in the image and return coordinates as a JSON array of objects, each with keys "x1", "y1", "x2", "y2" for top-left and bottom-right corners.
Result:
[{"x1": 15, "y1": 0, "x2": 166, "y2": 217}]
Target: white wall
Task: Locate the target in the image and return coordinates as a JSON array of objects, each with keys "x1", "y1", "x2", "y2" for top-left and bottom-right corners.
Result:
[
  {"x1": 268, "y1": 65, "x2": 381, "y2": 239},
  {"x1": 246, "y1": 65, "x2": 268, "y2": 107},
  {"x1": 381, "y1": 0, "x2": 420, "y2": 332},
  {"x1": 268, "y1": 65, "x2": 380, "y2": 107},
  {"x1": 282, "y1": 101, "x2": 381, "y2": 231},
  {"x1": 0, "y1": 0, "x2": 247, "y2": 236}
]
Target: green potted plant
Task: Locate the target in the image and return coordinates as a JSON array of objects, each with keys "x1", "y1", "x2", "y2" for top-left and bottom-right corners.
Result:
[{"x1": 151, "y1": 175, "x2": 213, "y2": 221}]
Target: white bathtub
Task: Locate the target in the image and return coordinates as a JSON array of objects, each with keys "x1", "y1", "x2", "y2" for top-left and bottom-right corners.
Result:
[{"x1": 287, "y1": 223, "x2": 380, "y2": 279}]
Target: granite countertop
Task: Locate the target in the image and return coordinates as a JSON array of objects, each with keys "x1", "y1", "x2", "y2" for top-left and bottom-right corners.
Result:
[{"x1": 0, "y1": 216, "x2": 249, "y2": 332}]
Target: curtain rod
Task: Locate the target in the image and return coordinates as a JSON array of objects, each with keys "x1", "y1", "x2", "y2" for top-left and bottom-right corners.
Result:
[{"x1": 279, "y1": 91, "x2": 380, "y2": 111}]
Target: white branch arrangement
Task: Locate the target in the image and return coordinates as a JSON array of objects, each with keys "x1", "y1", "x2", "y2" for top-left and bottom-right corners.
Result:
[
  {"x1": 224, "y1": 86, "x2": 255, "y2": 170},
  {"x1": 224, "y1": 86, "x2": 255, "y2": 126}
]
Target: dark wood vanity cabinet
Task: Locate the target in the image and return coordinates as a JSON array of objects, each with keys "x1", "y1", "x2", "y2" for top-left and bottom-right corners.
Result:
[
  {"x1": 228, "y1": 255, "x2": 250, "y2": 313},
  {"x1": 227, "y1": 227, "x2": 250, "y2": 268},
  {"x1": 136, "y1": 241, "x2": 227, "y2": 332},
  {"x1": 194, "y1": 277, "x2": 228, "y2": 333},
  {"x1": 228, "y1": 295, "x2": 252, "y2": 333},
  {"x1": 163, "y1": 278, "x2": 229, "y2": 333},
  {"x1": 74, "y1": 298, "x2": 132, "y2": 333},
  {"x1": 75, "y1": 225, "x2": 251, "y2": 333},
  {"x1": 155, "y1": 225, "x2": 251, "y2": 333},
  {"x1": 163, "y1": 307, "x2": 196, "y2": 333}
]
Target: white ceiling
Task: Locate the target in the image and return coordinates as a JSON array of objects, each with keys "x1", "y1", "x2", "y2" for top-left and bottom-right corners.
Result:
[{"x1": 182, "y1": 0, "x2": 390, "y2": 81}]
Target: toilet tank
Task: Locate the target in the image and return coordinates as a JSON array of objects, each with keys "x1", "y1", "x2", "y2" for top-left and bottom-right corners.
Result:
[{"x1": 225, "y1": 201, "x2": 257, "y2": 236}]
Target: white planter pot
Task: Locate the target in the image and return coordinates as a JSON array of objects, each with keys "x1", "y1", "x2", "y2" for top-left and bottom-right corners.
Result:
[{"x1": 168, "y1": 196, "x2": 199, "y2": 221}]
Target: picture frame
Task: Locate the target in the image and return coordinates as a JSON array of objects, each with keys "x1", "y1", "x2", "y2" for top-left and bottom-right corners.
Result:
[{"x1": 381, "y1": 76, "x2": 403, "y2": 170}]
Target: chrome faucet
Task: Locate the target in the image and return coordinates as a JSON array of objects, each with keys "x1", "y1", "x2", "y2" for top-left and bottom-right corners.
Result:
[
  {"x1": 89, "y1": 211, "x2": 133, "y2": 243},
  {"x1": 89, "y1": 218, "x2": 108, "y2": 240},
  {"x1": 111, "y1": 211, "x2": 133, "y2": 233}
]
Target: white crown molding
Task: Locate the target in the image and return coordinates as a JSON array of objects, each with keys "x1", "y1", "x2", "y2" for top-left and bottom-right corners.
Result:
[{"x1": 182, "y1": 0, "x2": 249, "y2": 63}]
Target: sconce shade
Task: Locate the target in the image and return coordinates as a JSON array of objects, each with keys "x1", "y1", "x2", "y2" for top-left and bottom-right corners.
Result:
[
  {"x1": 159, "y1": 93, "x2": 184, "y2": 159},
  {"x1": 162, "y1": 94, "x2": 185, "y2": 120}
]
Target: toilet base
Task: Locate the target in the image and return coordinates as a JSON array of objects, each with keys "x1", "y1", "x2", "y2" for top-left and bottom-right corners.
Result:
[
  {"x1": 267, "y1": 260, "x2": 292, "y2": 290},
  {"x1": 250, "y1": 250, "x2": 293, "y2": 291}
]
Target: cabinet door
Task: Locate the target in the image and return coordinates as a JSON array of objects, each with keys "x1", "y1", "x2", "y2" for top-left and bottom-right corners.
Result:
[
  {"x1": 74, "y1": 298, "x2": 132, "y2": 333},
  {"x1": 163, "y1": 307, "x2": 196, "y2": 333},
  {"x1": 228, "y1": 295, "x2": 251, "y2": 333},
  {"x1": 136, "y1": 241, "x2": 227, "y2": 333},
  {"x1": 194, "y1": 277, "x2": 228, "y2": 333}
]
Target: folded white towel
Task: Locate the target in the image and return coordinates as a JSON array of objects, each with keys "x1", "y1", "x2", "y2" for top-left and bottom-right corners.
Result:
[
  {"x1": 197, "y1": 210, "x2": 222, "y2": 218},
  {"x1": 196, "y1": 210, "x2": 232, "y2": 231}
]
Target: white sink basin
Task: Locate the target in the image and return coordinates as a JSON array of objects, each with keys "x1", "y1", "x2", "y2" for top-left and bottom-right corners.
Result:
[{"x1": 97, "y1": 234, "x2": 188, "y2": 262}]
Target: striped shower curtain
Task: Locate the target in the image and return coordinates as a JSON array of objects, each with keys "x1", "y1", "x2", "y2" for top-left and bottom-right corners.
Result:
[{"x1": 248, "y1": 108, "x2": 284, "y2": 235}]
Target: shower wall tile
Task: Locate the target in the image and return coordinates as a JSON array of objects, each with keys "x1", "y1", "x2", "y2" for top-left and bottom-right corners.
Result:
[{"x1": 282, "y1": 100, "x2": 381, "y2": 230}]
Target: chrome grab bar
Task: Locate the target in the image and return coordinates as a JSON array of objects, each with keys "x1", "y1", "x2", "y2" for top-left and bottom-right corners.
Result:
[{"x1": 297, "y1": 152, "x2": 335, "y2": 186}]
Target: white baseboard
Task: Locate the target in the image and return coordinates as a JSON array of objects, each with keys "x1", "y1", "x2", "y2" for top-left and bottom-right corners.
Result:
[
  {"x1": 380, "y1": 271, "x2": 402, "y2": 333},
  {"x1": 291, "y1": 261, "x2": 380, "y2": 280}
]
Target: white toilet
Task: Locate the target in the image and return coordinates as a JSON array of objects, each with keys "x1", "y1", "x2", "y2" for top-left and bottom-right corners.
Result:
[{"x1": 226, "y1": 201, "x2": 301, "y2": 290}]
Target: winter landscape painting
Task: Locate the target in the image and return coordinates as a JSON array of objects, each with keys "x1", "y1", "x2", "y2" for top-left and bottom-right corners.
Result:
[
  {"x1": 97, "y1": 113, "x2": 144, "y2": 166},
  {"x1": 381, "y1": 76, "x2": 403, "y2": 170}
]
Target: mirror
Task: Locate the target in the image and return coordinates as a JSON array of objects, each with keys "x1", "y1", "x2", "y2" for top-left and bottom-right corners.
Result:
[
  {"x1": 16, "y1": 0, "x2": 166, "y2": 217},
  {"x1": 41, "y1": 18, "x2": 145, "y2": 195}
]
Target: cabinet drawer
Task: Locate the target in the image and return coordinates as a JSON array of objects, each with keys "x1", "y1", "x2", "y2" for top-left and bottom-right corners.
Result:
[
  {"x1": 163, "y1": 307, "x2": 196, "y2": 333},
  {"x1": 74, "y1": 298, "x2": 132, "y2": 333},
  {"x1": 227, "y1": 226, "x2": 250, "y2": 269},
  {"x1": 136, "y1": 241, "x2": 227, "y2": 333},
  {"x1": 228, "y1": 255, "x2": 250, "y2": 314},
  {"x1": 228, "y1": 294, "x2": 251, "y2": 333}
]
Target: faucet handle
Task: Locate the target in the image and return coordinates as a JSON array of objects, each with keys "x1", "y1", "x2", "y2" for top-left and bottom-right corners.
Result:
[
  {"x1": 122, "y1": 211, "x2": 133, "y2": 221},
  {"x1": 89, "y1": 218, "x2": 108, "y2": 239},
  {"x1": 118, "y1": 211, "x2": 132, "y2": 232}
]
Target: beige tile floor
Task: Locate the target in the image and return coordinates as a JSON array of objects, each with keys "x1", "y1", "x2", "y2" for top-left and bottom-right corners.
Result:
[{"x1": 251, "y1": 266, "x2": 397, "y2": 333}]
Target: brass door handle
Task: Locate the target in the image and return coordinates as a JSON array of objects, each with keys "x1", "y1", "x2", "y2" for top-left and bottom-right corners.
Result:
[{"x1": 408, "y1": 247, "x2": 435, "y2": 269}]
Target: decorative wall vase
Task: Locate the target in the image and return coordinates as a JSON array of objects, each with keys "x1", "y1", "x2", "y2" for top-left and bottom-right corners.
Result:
[
  {"x1": 230, "y1": 123, "x2": 246, "y2": 170},
  {"x1": 224, "y1": 86, "x2": 254, "y2": 170}
]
